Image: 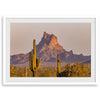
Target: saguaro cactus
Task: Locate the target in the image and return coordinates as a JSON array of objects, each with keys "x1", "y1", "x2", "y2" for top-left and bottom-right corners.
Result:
[
  {"x1": 25, "y1": 67, "x2": 28, "y2": 77},
  {"x1": 10, "y1": 65, "x2": 13, "y2": 77},
  {"x1": 29, "y1": 40, "x2": 41, "y2": 77},
  {"x1": 67, "y1": 63, "x2": 72, "y2": 77},
  {"x1": 57, "y1": 54, "x2": 61, "y2": 77}
]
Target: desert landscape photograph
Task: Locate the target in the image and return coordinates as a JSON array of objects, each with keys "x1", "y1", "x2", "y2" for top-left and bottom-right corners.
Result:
[{"x1": 10, "y1": 23, "x2": 91, "y2": 77}]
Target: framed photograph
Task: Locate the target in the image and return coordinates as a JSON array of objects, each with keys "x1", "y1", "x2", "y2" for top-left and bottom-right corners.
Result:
[{"x1": 3, "y1": 17, "x2": 96, "y2": 85}]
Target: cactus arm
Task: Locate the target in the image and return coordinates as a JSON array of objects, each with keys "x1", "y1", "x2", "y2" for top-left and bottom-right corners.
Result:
[
  {"x1": 36, "y1": 57, "x2": 38, "y2": 67},
  {"x1": 33, "y1": 54, "x2": 36, "y2": 70},
  {"x1": 34, "y1": 58, "x2": 41, "y2": 70},
  {"x1": 37, "y1": 58, "x2": 41, "y2": 69}
]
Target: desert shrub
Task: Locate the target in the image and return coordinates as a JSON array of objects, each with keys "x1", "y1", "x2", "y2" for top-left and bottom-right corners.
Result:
[{"x1": 10, "y1": 62, "x2": 91, "y2": 77}]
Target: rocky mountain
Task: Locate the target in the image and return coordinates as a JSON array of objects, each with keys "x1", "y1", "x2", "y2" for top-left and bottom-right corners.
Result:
[{"x1": 10, "y1": 32, "x2": 91, "y2": 66}]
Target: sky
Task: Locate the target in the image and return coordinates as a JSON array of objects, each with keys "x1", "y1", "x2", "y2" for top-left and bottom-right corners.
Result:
[{"x1": 10, "y1": 23, "x2": 91, "y2": 56}]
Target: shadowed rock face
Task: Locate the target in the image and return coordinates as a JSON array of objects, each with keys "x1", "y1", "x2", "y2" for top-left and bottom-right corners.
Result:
[{"x1": 10, "y1": 32, "x2": 90, "y2": 65}]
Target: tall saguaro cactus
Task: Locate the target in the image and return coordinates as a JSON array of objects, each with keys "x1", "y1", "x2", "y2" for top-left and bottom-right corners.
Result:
[
  {"x1": 57, "y1": 54, "x2": 61, "y2": 77},
  {"x1": 29, "y1": 40, "x2": 41, "y2": 77},
  {"x1": 10, "y1": 65, "x2": 13, "y2": 77},
  {"x1": 25, "y1": 66, "x2": 28, "y2": 77},
  {"x1": 67, "y1": 63, "x2": 72, "y2": 77}
]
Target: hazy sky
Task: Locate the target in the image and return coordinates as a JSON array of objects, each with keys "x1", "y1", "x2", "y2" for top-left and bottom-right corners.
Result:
[{"x1": 10, "y1": 23, "x2": 91, "y2": 56}]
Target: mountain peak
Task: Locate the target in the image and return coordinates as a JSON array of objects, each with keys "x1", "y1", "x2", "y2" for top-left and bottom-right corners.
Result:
[
  {"x1": 38, "y1": 32, "x2": 61, "y2": 49},
  {"x1": 43, "y1": 32, "x2": 50, "y2": 39},
  {"x1": 43, "y1": 32, "x2": 57, "y2": 41}
]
